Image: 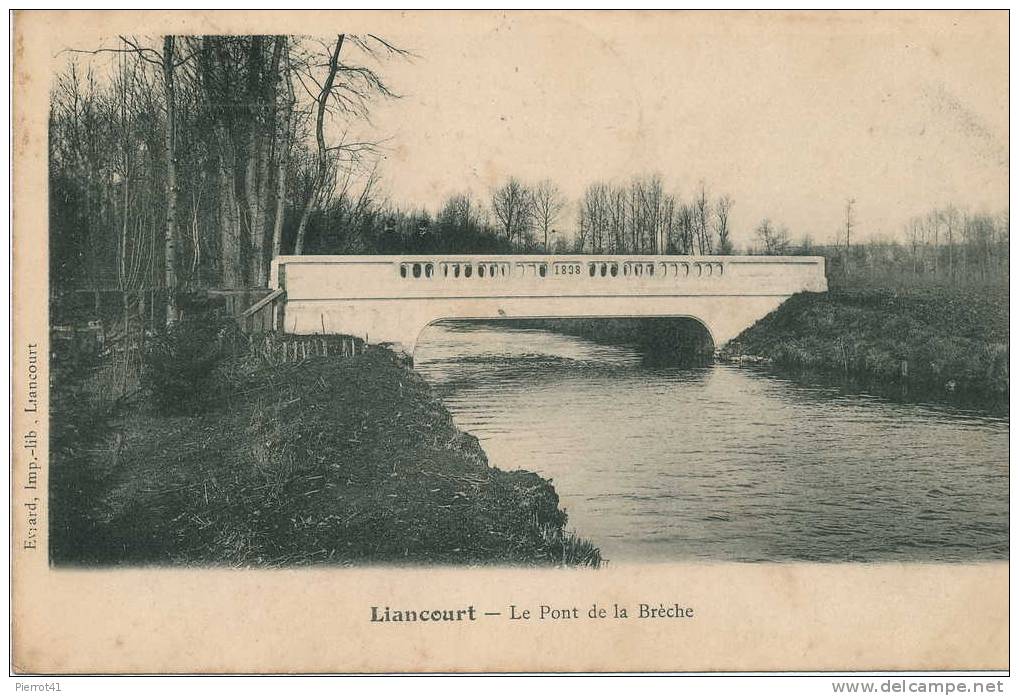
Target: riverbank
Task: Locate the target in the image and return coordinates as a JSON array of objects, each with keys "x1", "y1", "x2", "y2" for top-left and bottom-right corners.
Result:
[
  {"x1": 50, "y1": 345, "x2": 601, "y2": 567},
  {"x1": 722, "y1": 286, "x2": 1009, "y2": 408}
]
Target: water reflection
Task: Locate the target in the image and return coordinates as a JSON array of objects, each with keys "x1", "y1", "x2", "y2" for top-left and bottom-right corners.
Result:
[{"x1": 415, "y1": 321, "x2": 1009, "y2": 564}]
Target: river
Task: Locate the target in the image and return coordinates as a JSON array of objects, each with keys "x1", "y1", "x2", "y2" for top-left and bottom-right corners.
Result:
[{"x1": 414, "y1": 321, "x2": 1008, "y2": 564}]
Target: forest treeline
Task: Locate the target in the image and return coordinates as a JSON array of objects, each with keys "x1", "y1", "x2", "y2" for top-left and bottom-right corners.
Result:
[
  {"x1": 370, "y1": 177, "x2": 734, "y2": 256},
  {"x1": 50, "y1": 33, "x2": 408, "y2": 323},
  {"x1": 817, "y1": 207, "x2": 1009, "y2": 289},
  {"x1": 50, "y1": 33, "x2": 1008, "y2": 327}
]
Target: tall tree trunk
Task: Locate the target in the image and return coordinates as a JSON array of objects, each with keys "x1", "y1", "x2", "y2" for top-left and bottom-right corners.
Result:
[
  {"x1": 293, "y1": 189, "x2": 317, "y2": 255},
  {"x1": 245, "y1": 143, "x2": 261, "y2": 281},
  {"x1": 163, "y1": 36, "x2": 178, "y2": 324},
  {"x1": 199, "y1": 37, "x2": 245, "y2": 288},
  {"x1": 249, "y1": 36, "x2": 284, "y2": 285},
  {"x1": 218, "y1": 158, "x2": 243, "y2": 288},
  {"x1": 270, "y1": 140, "x2": 289, "y2": 259},
  {"x1": 295, "y1": 34, "x2": 345, "y2": 255},
  {"x1": 271, "y1": 41, "x2": 295, "y2": 260},
  {"x1": 243, "y1": 36, "x2": 273, "y2": 286}
]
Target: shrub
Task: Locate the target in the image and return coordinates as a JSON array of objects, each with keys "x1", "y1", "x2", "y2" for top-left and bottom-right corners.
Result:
[
  {"x1": 142, "y1": 317, "x2": 233, "y2": 414},
  {"x1": 534, "y1": 522, "x2": 603, "y2": 568}
]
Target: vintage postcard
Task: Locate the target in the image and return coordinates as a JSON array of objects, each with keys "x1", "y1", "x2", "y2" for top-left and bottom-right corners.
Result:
[{"x1": 11, "y1": 10, "x2": 1008, "y2": 674}]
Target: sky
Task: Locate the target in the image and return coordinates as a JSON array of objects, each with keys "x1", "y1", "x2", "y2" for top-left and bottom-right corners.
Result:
[{"x1": 351, "y1": 11, "x2": 1008, "y2": 249}]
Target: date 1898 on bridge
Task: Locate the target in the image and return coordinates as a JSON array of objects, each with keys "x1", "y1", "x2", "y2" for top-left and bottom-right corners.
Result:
[{"x1": 553, "y1": 262, "x2": 582, "y2": 276}]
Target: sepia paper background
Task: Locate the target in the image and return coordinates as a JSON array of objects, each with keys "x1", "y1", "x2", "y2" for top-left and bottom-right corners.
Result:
[{"x1": 11, "y1": 9, "x2": 1008, "y2": 673}]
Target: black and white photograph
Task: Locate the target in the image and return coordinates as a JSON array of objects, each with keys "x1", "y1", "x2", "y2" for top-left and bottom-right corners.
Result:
[{"x1": 12, "y1": 8, "x2": 1009, "y2": 676}]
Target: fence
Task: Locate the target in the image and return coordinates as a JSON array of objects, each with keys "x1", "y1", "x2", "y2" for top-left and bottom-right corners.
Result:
[
  {"x1": 52, "y1": 321, "x2": 143, "y2": 412},
  {"x1": 209, "y1": 288, "x2": 281, "y2": 333},
  {"x1": 250, "y1": 333, "x2": 366, "y2": 367},
  {"x1": 53, "y1": 286, "x2": 368, "y2": 412}
]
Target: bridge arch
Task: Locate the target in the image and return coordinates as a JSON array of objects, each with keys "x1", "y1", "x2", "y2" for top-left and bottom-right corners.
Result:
[{"x1": 410, "y1": 314, "x2": 718, "y2": 361}]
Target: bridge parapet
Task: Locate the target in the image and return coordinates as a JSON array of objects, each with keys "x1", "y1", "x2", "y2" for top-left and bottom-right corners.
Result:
[{"x1": 273, "y1": 255, "x2": 827, "y2": 301}]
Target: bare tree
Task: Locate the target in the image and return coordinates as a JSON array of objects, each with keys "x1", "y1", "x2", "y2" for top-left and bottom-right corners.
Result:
[
  {"x1": 675, "y1": 203, "x2": 695, "y2": 254},
  {"x1": 636, "y1": 173, "x2": 666, "y2": 253},
  {"x1": 693, "y1": 182, "x2": 712, "y2": 254},
  {"x1": 627, "y1": 181, "x2": 643, "y2": 251},
  {"x1": 246, "y1": 36, "x2": 283, "y2": 284},
  {"x1": 271, "y1": 38, "x2": 296, "y2": 259},
  {"x1": 530, "y1": 179, "x2": 565, "y2": 252},
  {"x1": 162, "y1": 36, "x2": 178, "y2": 323},
  {"x1": 942, "y1": 205, "x2": 959, "y2": 281},
  {"x1": 913, "y1": 218, "x2": 929, "y2": 275},
  {"x1": 193, "y1": 35, "x2": 290, "y2": 285},
  {"x1": 491, "y1": 177, "x2": 532, "y2": 246},
  {"x1": 927, "y1": 209, "x2": 941, "y2": 277},
  {"x1": 293, "y1": 35, "x2": 345, "y2": 255},
  {"x1": 608, "y1": 185, "x2": 627, "y2": 253},
  {"x1": 844, "y1": 197, "x2": 856, "y2": 276},
  {"x1": 798, "y1": 232, "x2": 815, "y2": 254},
  {"x1": 661, "y1": 193, "x2": 677, "y2": 253},
  {"x1": 291, "y1": 34, "x2": 407, "y2": 257},
  {"x1": 715, "y1": 194, "x2": 734, "y2": 255},
  {"x1": 755, "y1": 218, "x2": 789, "y2": 255},
  {"x1": 63, "y1": 35, "x2": 187, "y2": 319},
  {"x1": 579, "y1": 182, "x2": 610, "y2": 253}
]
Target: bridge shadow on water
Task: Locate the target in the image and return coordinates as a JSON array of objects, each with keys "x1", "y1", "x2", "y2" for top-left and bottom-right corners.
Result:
[
  {"x1": 453, "y1": 317, "x2": 717, "y2": 369},
  {"x1": 415, "y1": 317, "x2": 716, "y2": 402}
]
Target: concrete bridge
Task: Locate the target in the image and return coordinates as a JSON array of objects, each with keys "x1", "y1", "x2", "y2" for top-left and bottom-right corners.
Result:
[{"x1": 269, "y1": 255, "x2": 827, "y2": 356}]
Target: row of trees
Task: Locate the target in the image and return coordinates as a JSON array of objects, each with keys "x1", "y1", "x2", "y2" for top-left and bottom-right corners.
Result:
[
  {"x1": 489, "y1": 178, "x2": 566, "y2": 252},
  {"x1": 361, "y1": 176, "x2": 736, "y2": 258},
  {"x1": 902, "y1": 206, "x2": 1008, "y2": 282},
  {"x1": 50, "y1": 34, "x2": 407, "y2": 323},
  {"x1": 746, "y1": 206, "x2": 1009, "y2": 287},
  {"x1": 575, "y1": 177, "x2": 733, "y2": 256},
  {"x1": 388, "y1": 174, "x2": 737, "y2": 256}
]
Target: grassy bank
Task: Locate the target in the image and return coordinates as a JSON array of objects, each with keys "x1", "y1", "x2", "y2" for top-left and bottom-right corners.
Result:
[
  {"x1": 51, "y1": 345, "x2": 601, "y2": 567},
  {"x1": 723, "y1": 287, "x2": 1009, "y2": 405}
]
